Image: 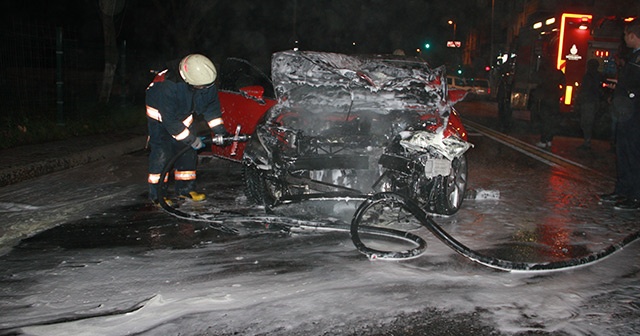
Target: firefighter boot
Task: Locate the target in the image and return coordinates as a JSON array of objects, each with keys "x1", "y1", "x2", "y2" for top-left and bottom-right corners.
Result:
[
  {"x1": 180, "y1": 191, "x2": 207, "y2": 202},
  {"x1": 152, "y1": 197, "x2": 175, "y2": 208}
]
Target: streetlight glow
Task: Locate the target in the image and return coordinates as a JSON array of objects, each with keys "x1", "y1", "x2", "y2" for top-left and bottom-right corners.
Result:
[{"x1": 448, "y1": 20, "x2": 457, "y2": 40}]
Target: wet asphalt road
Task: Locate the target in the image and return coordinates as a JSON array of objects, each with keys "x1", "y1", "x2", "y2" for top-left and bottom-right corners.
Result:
[{"x1": 0, "y1": 101, "x2": 639, "y2": 335}]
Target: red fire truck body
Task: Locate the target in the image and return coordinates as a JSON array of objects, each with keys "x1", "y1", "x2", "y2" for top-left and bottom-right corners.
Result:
[{"x1": 510, "y1": 12, "x2": 631, "y2": 112}]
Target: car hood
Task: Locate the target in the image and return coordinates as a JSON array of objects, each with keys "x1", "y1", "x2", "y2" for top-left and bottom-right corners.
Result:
[{"x1": 270, "y1": 51, "x2": 454, "y2": 118}]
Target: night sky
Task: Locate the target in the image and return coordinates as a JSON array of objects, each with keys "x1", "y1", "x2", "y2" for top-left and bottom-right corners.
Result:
[{"x1": 0, "y1": 0, "x2": 494, "y2": 75}]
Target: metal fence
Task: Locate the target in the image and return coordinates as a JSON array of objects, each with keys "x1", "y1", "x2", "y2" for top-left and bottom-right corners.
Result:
[{"x1": 0, "y1": 19, "x2": 137, "y2": 128}]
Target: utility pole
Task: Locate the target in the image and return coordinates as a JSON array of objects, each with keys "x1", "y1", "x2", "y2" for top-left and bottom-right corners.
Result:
[
  {"x1": 292, "y1": 0, "x2": 299, "y2": 50},
  {"x1": 491, "y1": 0, "x2": 495, "y2": 68}
]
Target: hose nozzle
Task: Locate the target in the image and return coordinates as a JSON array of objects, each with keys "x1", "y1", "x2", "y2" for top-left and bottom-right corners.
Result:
[{"x1": 210, "y1": 134, "x2": 250, "y2": 146}]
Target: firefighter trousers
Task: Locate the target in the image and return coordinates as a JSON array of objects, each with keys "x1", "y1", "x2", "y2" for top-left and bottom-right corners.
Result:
[{"x1": 147, "y1": 121, "x2": 198, "y2": 201}]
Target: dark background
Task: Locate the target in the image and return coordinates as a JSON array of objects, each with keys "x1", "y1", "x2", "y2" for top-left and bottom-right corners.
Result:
[
  {"x1": 2, "y1": 0, "x2": 633, "y2": 147},
  {"x1": 1, "y1": 0, "x2": 492, "y2": 71},
  {"x1": 0, "y1": 0, "x2": 496, "y2": 133}
]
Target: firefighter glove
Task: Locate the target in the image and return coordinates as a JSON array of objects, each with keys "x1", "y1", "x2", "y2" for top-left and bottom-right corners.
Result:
[{"x1": 190, "y1": 136, "x2": 205, "y2": 150}]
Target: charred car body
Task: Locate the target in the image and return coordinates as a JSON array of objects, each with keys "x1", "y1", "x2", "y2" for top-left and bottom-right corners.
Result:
[{"x1": 210, "y1": 51, "x2": 472, "y2": 215}]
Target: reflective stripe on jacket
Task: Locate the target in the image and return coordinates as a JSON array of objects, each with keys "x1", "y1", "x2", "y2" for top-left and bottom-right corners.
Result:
[{"x1": 146, "y1": 106, "x2": 194, "y2": 141}]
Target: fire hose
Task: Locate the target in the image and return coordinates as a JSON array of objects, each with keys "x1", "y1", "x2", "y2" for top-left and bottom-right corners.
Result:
[
  {"x1": 351, "y1": 192, "x2": 640, "y2": 272},
  {"x1": 155, "y1": 132, "x2": 428, "y2": 254},
  {"x1": 156, "y1": 139, "x2": 639, "y2": 272},
  {"x1": 156, "y1": 133, "x2": 249, "y2": 234}
]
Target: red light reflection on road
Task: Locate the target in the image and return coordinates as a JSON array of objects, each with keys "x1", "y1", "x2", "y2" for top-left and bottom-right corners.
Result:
[{"x1": 537, "y1": 170, "x2": 574, "y2": 259}]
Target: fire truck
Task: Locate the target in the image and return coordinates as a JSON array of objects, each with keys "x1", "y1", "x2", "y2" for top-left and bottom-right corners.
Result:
[{"x1": 508, "y1": 12, "x2": 634, "y2": 112}]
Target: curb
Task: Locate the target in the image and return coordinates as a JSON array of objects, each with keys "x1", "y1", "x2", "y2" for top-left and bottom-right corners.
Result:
[{"x1": 0, "y1": 136, "x2": 148, "y2": 187}]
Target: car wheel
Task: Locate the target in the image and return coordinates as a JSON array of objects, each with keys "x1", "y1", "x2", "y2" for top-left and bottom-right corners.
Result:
[
  {"x1": 433, "y1": 154, "x2": 468, "y2": 215},
  {"x1": 242, "y1": 163, "x2": 287, "y2": 208},
  {"x1": 242, "y1": 163, "x2": 266, "y2": 205}
]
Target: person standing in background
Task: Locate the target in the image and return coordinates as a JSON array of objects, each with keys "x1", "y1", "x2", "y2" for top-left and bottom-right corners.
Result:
[
  {"x1": 497, "y1": 68, "x2": 514, "y2": 133},
  {"x1": 533, "y1": 61, "x2": 566, "y2": 149},
  {"x1": 576, "y1": 58, "x2": 605, "y2": 151},
  {"x1": 599, "y1": 19, "x2": 640, "y2": 210}
]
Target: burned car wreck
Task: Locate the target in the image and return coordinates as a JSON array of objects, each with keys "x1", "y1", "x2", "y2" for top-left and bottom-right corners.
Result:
[{"x1": 241, "y1": 51, "x2": 472, "y2": 215}]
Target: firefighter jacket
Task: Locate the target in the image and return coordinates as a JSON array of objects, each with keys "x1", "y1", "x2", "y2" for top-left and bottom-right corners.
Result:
[{"x1": 145, "y1": 69, "x2": 225, "y2": 146}]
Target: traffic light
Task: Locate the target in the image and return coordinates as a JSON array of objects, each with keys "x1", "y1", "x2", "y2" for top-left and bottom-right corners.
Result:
[{"x1": 424, "y1": 43, "x2": 431, "y2": 49}]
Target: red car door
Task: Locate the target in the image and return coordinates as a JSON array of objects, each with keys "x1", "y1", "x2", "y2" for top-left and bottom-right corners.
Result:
[{"x1": 201, "y1": 85, "x2": 276, "y2": 161}]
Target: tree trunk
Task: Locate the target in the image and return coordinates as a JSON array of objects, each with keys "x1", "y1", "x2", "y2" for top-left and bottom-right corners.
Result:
[{"x1": 98, "y1": 0, "x2": 120, "y2": 103}]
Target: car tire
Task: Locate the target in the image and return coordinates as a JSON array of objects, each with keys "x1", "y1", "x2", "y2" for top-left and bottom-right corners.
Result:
[
  {"x1": 433, "y1": 154, "x2": 468, "y2": 215},
  {"x1": 242, "y1": 163, "x2": 288, "y2": 208},
  {"x1": 242, "y1": 163, "x2": 267, "y2": 205}
]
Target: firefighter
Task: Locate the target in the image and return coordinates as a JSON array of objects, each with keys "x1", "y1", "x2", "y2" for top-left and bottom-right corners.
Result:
[{"x1": 145, "y1": 54, "x2": 227, "y2": 205}]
